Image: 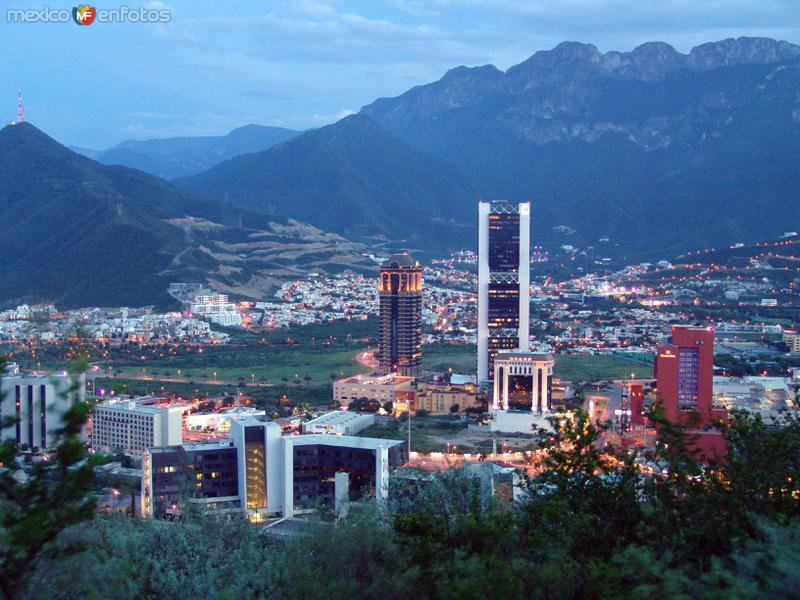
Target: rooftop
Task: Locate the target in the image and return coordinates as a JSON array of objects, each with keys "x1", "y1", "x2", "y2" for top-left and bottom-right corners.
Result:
[
  {"x1": 305, "y1": 411, "x2": 374, "y2": 426},
  {"x1": 383, "y1": 253, "x2": 419, "y2": 269},
  {"x1": 290, "y1": 434, "x2": 404, "y2": 450},
  {"x1": 337, "y1": 373, "x2": 414, "y2": 386}
]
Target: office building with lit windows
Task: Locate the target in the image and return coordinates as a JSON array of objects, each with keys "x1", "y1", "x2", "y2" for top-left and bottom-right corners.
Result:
[
  {"x1": 477, "y1": 201, "x2": 531, "y2": 383},
  {"x1": 378, "y1": 253, "x2": 423, "y2": 377},
  {"x1": 141, "y1": 441, "x2": 240, "y2": 519},
  {"x1": 142, "y1": 415, "x2": 406, "y2": 521}
]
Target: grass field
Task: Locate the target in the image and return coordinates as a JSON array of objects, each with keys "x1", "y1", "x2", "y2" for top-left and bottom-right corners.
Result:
[
  {"x1": 423, "y1": 344, "x2": 654, "y2": 382},
  {"x1": 422, "y1": 344, "x2": 477, "y2": 373},
  {"x1": 110, "y1": 348, "x2": 367, "y2": 387},
  {"x1": 553, "y1": 354, "x2": 653, "y2": 381}
]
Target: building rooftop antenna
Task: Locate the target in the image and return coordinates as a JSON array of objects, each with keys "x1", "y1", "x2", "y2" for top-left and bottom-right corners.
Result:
[{"x1": 16, "y1": 90, "x2": 25, "y2": 123}]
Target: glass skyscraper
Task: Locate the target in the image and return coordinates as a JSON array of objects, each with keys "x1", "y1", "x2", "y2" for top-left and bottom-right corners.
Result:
[{"x1": 477, "y1": 201, "x2": 531, "y2": 383}]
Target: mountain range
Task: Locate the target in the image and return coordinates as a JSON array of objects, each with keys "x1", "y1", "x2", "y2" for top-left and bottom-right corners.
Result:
[
  {"x1": 71, "y1": 124, "x2": 300, "y2": 179},
  {"x1": 5, "y1": 36, "x2": 800, "y2": 308},
  {"x1": 0, "y1": 123, "x2": 371, "y2": 308},
  {"x1": 175, "y1": 36, "x2": 800, "y2": 260}
]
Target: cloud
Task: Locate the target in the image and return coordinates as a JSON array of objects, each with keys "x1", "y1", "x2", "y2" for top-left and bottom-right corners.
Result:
[{"x1": 17, "y1": 0, "x2": 800, "y2": 146}]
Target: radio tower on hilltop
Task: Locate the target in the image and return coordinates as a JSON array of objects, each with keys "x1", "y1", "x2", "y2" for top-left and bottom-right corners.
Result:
[{"x1": 16, "y1": 90, "x2": 25, "y2": 123}]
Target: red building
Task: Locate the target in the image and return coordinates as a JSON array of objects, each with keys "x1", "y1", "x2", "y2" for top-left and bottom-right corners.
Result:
[
  {"x1": 628, "y1": 383, "x2": 645, "y2": 426},
  {"x1": 655, "y1": 326, "x2": 727, "y2": 462}
]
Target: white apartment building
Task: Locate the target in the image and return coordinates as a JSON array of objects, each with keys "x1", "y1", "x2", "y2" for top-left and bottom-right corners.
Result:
[
  {"x1": 92, "y1": 398, "x2": 183, "y2": 455},
  {"x1": 189, "y1": 293, "x2": 242, "y2": 327},
  {"x1": 0, "y1": 365, "x2": 86, "y2": 450}
]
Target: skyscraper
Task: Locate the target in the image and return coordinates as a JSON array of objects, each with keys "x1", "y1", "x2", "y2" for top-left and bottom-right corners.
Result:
[
  {"x1": 378, "y1": 253, "x2": 422, "y2": 377},
  {"x1": 477, "y1": 201, "x2": 530, "y2": 383}
]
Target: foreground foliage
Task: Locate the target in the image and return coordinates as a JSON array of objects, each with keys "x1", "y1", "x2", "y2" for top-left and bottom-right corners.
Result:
[{"x1": 5, "y1": 407, "x2": 800, "y2": 599}]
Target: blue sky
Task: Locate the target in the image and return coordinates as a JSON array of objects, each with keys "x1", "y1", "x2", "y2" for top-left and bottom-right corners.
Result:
[{"x1": 2, "y1": 0, "x2": 800, "y2": 148}]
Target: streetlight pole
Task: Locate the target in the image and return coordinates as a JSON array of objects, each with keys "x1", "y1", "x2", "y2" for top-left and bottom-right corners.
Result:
[{"x1": 407, "y1": 407, "x2": 411, "y2": 462}]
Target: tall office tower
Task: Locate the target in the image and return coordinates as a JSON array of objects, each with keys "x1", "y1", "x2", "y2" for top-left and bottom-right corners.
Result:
[
  {"x1": 477, "y1": 200, "x2": 531, "y2": 383},
  {"x1": 378, "y1": 253, "x2": 423, "y2": 377},
  {"x1": 655, "y1": 325, "x2": 727, "y2": 461}
]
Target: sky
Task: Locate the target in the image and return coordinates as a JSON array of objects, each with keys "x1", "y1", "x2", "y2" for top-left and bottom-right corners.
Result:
[{"x1": 2, "y1": 0, "x2": 799, "y2": 148}]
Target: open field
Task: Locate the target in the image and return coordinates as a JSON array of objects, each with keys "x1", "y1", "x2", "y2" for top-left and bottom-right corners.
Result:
[
  {"x1": 553, "y1": 354, "x2": 653, "y2": 381},
  {"x1": 106, "y1": 347, "x2": 366, "y2": 387},
  {"x1": 423, "y1": 344, "x2": 654, "y2": 382},
  {"x1": 422, "y1": 344, "x2": 477, "y2": 373}
]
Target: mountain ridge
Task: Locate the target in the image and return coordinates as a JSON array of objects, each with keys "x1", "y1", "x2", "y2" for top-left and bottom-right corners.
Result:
[
  {"x1": 0, "y1": 122, "x2": 372, "y2": 308},
  {"x1": 71, "y1": 123, "x2": 301, "y2": 179}
]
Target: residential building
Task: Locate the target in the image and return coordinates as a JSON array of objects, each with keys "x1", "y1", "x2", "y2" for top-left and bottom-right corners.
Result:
[
  {"x1": 477, "y1": 200, "x2": 530, "y2": 383},
  {"x1": 0, "y1": 365, "x2": 86, "y2": 450},
  {"x1": 784, "y1": 330, "x2": 800, "y2": 353},
  {"x1": 378, "y1": 253, "x2": 423, "y2": 377},
  {"x1": 415, "y1": 381, "x2": 481, "y2": 415},
  {"x1": 189, "y1": 293, "x2": 242, "y2": 327},
  {"x1": 91, "y1": 397, "x2": 183, "y2": 455}
]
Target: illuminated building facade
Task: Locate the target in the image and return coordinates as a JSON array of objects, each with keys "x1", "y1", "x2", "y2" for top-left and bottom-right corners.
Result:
[
  {"x1": 142, "y1": 416, "x2": 406, "y2": 520},
  {"x1": 491, "y1": 351, "x2": 553, "y2": 412},
  {"x1": 378, "y1": 253, "x2": 423, "y2": 377},
  {"x1": 655, "y1": 325, "x2": 728, "y2": 461},
  {"x1": 91, "y1": 398, "x2": 183, "y2": 456},
  {"x1": 477, "y1": 201, "x2": 530, "y2": 383},
  {"x1": 141, "y1": 441, "x2": 240, "y2": 519}
]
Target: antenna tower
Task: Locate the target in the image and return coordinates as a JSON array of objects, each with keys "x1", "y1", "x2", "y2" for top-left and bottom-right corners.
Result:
[{"x1": 16, "y1": 90, "x2": 25, "y2": 123}]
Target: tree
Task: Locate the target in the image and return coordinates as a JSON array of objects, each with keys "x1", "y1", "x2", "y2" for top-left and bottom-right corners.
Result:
[
  {"x1": 449, "y1": 403, "x2": 460, "y2": 414},
  {"x1": 0, "y1": 362, "x2": 96, "y2": 599},
  {"x1": 349, "y1": 398, "x2": 380, "y2": 413}
]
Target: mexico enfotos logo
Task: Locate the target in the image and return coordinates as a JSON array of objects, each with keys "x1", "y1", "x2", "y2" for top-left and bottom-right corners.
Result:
[{"x1": 7, "y1": 5, "x2": 171, "y2": 24}]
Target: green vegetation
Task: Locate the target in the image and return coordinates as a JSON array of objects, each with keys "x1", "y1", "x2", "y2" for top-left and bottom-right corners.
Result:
[
  {"x1": 5, "y1": 404, "x2": 800, "y2": 599},
  {"x1": 7, "y1": 319, "x2": 376, "y2": 391},
  {"x1": 553, "y1": 354, "x2": 653, "y2": 381},
  {"x1": 357, "y1": 417, "x2": 467, "y2": 453},
  {"x1": 0, "y1": 361, "x2": 96, "y2": 599},
  {"x1": 422, "y1": 346, "x2": 655, "y2": 382},
  {"x1": 423, "y1": 343, "x2": 477, "y2": 373}
]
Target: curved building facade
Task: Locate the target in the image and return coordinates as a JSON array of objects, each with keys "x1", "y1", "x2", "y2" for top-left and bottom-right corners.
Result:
[{"x1": 378, "y1": 253, "x2": 423, "y2": 377}]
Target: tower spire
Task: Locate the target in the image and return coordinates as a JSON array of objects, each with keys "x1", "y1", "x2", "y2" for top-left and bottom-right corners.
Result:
[{"x1": 16, "y1": 90, "x2": 25, "y2": 123}]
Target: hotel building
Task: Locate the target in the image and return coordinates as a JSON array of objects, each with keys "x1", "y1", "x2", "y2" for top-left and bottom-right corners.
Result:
[{"x1": 91, "y1": 397, "x2": 184, "y2": 456}]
